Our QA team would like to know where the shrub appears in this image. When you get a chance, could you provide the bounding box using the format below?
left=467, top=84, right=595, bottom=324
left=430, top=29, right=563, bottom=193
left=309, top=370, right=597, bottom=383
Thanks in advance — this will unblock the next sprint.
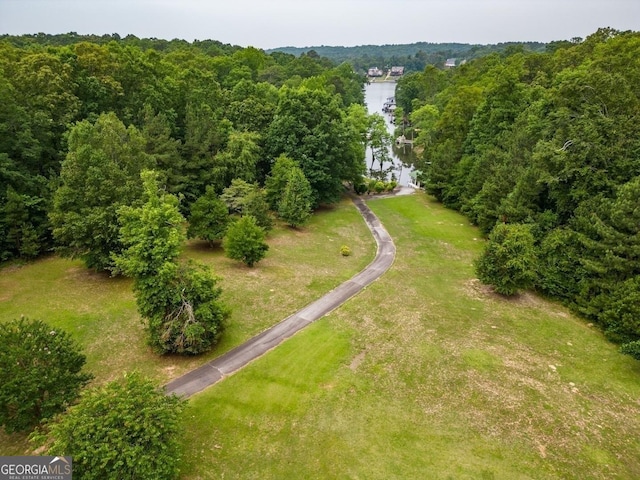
left=136, top=261, right=228, bottom=355
left=43, top=373, right=185, bottom=480
left=475, top=223, right=537, bottom=296
left=354, top=182, right=368, bottom=195
left=340, top=245, right=352, bottom=256
left=0, top=318, right=93, bottom=433
left=620, top=341, right=640, bottom=360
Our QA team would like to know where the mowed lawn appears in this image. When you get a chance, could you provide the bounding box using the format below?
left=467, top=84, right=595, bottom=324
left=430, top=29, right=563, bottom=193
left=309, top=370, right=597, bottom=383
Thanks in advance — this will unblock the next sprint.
left=180, top=193, right=640, bottom=479
left=0, top=198, right=375, bottom=455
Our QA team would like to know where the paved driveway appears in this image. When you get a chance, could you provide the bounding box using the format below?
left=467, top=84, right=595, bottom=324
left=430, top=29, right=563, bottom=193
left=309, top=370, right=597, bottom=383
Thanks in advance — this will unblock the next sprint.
left=164, top=196, right=395, bottom=398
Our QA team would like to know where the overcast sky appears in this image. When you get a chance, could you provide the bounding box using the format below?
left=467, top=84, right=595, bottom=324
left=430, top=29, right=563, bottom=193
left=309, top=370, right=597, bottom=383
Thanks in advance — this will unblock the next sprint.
left=1, top=0, right=639, bottom=49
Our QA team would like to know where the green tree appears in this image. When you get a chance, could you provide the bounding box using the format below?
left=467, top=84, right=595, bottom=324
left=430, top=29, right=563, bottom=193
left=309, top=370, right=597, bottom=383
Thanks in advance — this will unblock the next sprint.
left=367, top=113, right=393, bottom=176
left=475, top=223, right=537, bottom=296
left=116, top=171, right=227, bottom=354
left=0, top=318, right=92, bottom=433
left=220, top=178, right=257, bottom=215
left=140, top=105, right=185, bottom=196
left=264, top=154, right=299, bottom=210
left=425, top=85, right=484, bottom=205
left=187, top=186, right=230, bottom=245
left=409, top=104, right=440, bottom=152
left=50, top=112, right=153, bottom=271
left=223, top=215, right=269, bottom=267
left=181, top=102, right=231, bottom=203
left=0, top=71, right=51, bottom=261
left=567, top=178, right=640, bottom=341
left=266, top=86, right=364, bottom=206
left=2, top=187, right=45, bottom=259
left=44, top=373, right=184, bottom=480
left=14, top=51, right=80, bottom=174
left=212, top=130, right=262, bottom=188
left=143, top=261, right=227, bottom=354
left=244, top=187, right=274, bottom=232
left=226, top=82, right=277, bottom=133
left=278, top=167, right=313, bottom=228
left=217, top=179, right=272, bottom=230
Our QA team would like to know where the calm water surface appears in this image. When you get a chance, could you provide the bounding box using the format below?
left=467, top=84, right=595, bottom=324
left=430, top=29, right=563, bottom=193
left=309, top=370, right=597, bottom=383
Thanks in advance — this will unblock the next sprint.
left=364, top=81, right=416, bottom=186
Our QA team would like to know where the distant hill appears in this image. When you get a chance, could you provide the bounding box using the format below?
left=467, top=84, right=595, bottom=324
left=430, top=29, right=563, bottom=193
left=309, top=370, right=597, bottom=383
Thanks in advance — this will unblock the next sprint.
left=267, top=41, right=548, bottom=73
left=267, top=42, right=473, bottom=59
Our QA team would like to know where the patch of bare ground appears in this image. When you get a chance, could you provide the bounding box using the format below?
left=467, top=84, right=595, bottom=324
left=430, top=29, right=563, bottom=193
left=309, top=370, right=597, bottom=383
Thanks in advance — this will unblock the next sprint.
left=349, top=351, right=366, bottom=372
left=461, top=278, right=571, bottom=318
left=0, top=263, right=24, bottom=273
left=63, top=265, right=110, bottom=282
left=462, top=277, right=498, bottom=301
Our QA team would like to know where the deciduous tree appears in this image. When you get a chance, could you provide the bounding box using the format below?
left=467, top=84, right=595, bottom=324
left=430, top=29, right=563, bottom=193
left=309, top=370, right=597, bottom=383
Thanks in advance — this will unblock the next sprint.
left=264, top=154, right=298, bottom=210
left=116, top=171, right=227, bottom=354
left=266, top=86, right=363, bottom=206
left=223, top=215, right=269, bottom=267
left=50, top=112, right=153, bottom=271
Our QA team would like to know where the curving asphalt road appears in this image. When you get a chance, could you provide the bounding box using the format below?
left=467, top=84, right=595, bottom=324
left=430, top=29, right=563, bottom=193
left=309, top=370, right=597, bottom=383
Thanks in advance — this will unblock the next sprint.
left=164, top=195, right=396, bottom=398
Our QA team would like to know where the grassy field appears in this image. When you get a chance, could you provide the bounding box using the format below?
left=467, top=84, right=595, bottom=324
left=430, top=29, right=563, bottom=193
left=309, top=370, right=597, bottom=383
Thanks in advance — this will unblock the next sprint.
left=2, top=193, right=640, bottom=478
left=0, top=198, right=375, bottom=455
left=179, top=193, right=640, bottom=479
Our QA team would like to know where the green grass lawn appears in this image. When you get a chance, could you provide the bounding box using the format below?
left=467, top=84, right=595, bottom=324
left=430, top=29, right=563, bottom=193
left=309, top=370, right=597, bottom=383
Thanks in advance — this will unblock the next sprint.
left=2, top=193, right=640, bottom=478
left=0, top=198, right=375, bottom=455
left=180, top=193, right=640, bottom=479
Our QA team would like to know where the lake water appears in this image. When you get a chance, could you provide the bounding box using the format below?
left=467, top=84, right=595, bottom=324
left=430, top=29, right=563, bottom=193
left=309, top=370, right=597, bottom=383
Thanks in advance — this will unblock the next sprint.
left=364, top=81, right=416, bottom=186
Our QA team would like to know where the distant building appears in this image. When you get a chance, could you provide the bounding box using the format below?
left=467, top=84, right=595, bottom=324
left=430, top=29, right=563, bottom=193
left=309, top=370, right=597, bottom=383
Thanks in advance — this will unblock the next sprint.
left=390, top=66, right=405, bottom=76
left=445, top=58, right=457, bottom=69
left=368, top=67, right=384, bottom=77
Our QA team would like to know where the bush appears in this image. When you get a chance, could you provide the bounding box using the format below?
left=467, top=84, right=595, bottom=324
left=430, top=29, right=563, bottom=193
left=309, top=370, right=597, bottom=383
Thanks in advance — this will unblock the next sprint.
left=475, top=223, right=537, bottom=296
left=374, top=181, right=386, bottom=194
left=354, top=181, right=368, bottom=195
left=0, top=318, right=93, bottom=433
left=620, top=341, right=640, bottom=360
left=340, top=245, right=352, bottom=256
left=43, top=373, right=185, bottom=480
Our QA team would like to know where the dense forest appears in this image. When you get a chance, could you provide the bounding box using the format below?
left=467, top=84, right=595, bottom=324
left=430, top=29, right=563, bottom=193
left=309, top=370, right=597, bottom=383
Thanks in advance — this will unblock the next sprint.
left=2, top=29, right=639, bottom=357
left=0, top=32, right=375, bottom=270
left=269, top=41, right=548, bottom=74
left=399, top=28, right=640, bottom=356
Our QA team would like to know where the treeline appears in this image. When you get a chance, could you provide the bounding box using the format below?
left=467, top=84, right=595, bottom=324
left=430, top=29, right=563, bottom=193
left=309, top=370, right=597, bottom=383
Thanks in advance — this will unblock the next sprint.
left=402, top=28, right=640, bottom=354
left=0, top=33, right=374, bottom=266
left=269, top=41, right=547, bottom=74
